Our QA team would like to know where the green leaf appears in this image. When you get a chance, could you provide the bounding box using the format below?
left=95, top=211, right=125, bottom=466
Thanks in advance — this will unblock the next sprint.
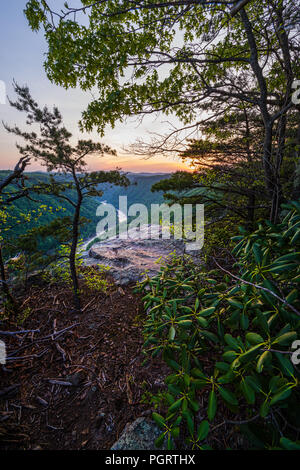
left=196, top=316, right=208, bottom=328
left=189, top=399, right=200, bottom=412
left=260, top=400, right=270, bottom=418
left=224, top=334, right=240, bottom=351
left=270, top=387, right=292, bottom=405
left=166, top=359, right=181, bottom=371
left=215, top=362, right=230, bottom=373
left=290, top=228, right=300, bottom=245
left=183, top=410, right=194, bottom=436
left=246, top=332, right=264, bottom=345
left=197, top=420, right=210, bottom=441
left=286, top=289, right=298, bottom=304
left=168, top=326, right=176, bottom=341
left=245, top=375, right=260, bottom=391
left=167, top=434, right=174, bottom=450
left=252, top=243, right=263, bottom=264
left=200, top=330, right=219, bottom=343
left=198, top=307, right=216, bottom=317
left=274, top=352, right=294, bottom=377
left=168, top=398, right=183, bottom=413
left=191, top=368, right=207, bottom=379
left=171, top=426, right=180, bottom=439
left=178, top=319, right=193, bottom=327
left=280, top=437, right=300, bottom=450
left=239, top=344, right=262, bottom=363
left=268, top=263, right=297, bottom=274
left=273, top=332, right=297, bottom=346
left=275, top=252, right=300, bottom=263
left=155, top=433, right=166, bottom=448
left=227, top=298, right=244, bottom=309
left=152, top=412, right=166, bottom=429
left=241, top=379, right=255, bottom=404
left=223, top=350, right=238, bottom=362
left=257, top=351, right=272, bottom=373
left=207, top=390, right=217, bottom=421
left=218, top=386, right=238, bottom=406
left=240, top=312, right=249, bottom=330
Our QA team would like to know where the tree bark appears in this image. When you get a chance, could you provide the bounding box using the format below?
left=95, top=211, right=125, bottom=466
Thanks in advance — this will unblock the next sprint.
left=0, top=245, right=16, bottom=309
left=69, top=170, right=82, bottom=313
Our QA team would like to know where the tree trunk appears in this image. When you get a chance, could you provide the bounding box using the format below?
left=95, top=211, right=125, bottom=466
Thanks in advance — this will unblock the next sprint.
left=240, top=9, right=278, bottom=222
left=0, top=245, right=16, bottom=311
left=246, top=193, right=256, bottom=231
left=69, top=170, right=82, bottom=313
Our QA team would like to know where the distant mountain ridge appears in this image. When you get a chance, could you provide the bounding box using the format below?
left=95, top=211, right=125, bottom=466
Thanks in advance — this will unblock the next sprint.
left=1, top=170, right=172, bottom=253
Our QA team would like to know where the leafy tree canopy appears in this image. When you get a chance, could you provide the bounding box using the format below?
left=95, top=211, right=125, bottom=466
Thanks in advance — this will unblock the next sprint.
left=24, top=0, right=300, bottom=134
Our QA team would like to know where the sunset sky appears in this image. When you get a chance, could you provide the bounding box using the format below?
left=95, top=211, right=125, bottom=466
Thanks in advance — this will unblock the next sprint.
left=0, top=1, right=192, bottom=174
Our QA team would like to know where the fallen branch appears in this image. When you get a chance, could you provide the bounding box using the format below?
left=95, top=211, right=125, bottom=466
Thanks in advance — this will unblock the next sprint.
left=0, top=384, right=20, bottom=398
left=55, top=343, right=67, bottom=362
left=212, top=413, right=261, bottom=432
left=48, top=379, right=73, bottom=387
left=213, top=258, right=300, bottom=318
left=6, top=349, right=48, bottom=362
left=0, top=329, right=40, bottom=336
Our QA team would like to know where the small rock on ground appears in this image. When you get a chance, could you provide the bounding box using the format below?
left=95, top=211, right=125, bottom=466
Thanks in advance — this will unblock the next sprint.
left=110, top=417, right=164, bottom=450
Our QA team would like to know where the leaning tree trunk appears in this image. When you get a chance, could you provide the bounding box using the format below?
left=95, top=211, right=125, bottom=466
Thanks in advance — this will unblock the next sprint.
left=0, top=245, right=17, bottom=312
left=70, top=203, right=81, bottom=313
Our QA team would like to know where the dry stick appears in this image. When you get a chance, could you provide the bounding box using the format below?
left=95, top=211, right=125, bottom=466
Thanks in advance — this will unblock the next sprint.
left=0, top=329, right=40, bottom=336
left=55, top=343, right=67, bottom=362
left=6, top=349, right=48, bottom=362
left=213, top=258, right=300, bottom=318
left=6, top=323, right=80, bottom=358
left=40, top=323, right=80, bottom=341
left=48, top=379, right=73, bottom=387
left=82, top=298, right=95, bottom=313
left=0, top=384, right=20, bottom=398
left=212, top=413, right=261, bottom=432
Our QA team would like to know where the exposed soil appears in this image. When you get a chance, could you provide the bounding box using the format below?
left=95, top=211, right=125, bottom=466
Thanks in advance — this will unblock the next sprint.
left=0, top=274, right=168, bottom=450
left=0, top=270, right=253, bottom=451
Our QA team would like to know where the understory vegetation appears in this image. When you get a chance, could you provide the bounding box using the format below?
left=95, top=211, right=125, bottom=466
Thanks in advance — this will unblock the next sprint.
left=137, top=201, right=300, bottom=450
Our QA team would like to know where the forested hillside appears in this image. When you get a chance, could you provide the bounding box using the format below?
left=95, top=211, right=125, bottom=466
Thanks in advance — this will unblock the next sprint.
left=1, top=171, right=168, bottom=254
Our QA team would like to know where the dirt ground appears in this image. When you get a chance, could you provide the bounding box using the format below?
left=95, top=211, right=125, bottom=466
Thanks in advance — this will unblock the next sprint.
left=0, top=271, right=256, bottom=451
left=0, top=276, right=168, bottom=450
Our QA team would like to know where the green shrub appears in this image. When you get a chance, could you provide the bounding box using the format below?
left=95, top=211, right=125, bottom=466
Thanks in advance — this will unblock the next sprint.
left=42, top=243, right=111, bottom=294
left=82, top=265, right=111, bottom=293
left=136, top=200, right=300, bottom=450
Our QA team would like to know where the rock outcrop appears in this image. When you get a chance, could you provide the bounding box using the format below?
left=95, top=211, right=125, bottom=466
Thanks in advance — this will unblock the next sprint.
left=83, top=225, right=193, bottom=285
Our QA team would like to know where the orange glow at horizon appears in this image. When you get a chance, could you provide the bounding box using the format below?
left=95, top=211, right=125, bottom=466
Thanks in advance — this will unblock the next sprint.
left=9, top=154, right=194, bottom=174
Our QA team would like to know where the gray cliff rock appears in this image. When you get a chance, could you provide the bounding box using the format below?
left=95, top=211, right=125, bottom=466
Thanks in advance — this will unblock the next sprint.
left=83, top=225, right=198, bottom=285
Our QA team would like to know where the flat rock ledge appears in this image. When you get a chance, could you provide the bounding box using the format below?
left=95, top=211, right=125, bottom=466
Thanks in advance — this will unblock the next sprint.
left=83, top=225, right=199, bottom=285
left=111, top=417, right=164, bottom=450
